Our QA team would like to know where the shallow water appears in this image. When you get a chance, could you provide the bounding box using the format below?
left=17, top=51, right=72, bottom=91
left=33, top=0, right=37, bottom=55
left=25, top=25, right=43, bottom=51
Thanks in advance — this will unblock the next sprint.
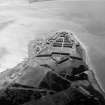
left=0, top=0, right=105, bottom=90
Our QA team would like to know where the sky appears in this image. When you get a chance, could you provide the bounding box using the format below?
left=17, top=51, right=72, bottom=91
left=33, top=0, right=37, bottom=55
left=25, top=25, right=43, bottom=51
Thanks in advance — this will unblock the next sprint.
left=0, top=0, right=105, bottom=89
